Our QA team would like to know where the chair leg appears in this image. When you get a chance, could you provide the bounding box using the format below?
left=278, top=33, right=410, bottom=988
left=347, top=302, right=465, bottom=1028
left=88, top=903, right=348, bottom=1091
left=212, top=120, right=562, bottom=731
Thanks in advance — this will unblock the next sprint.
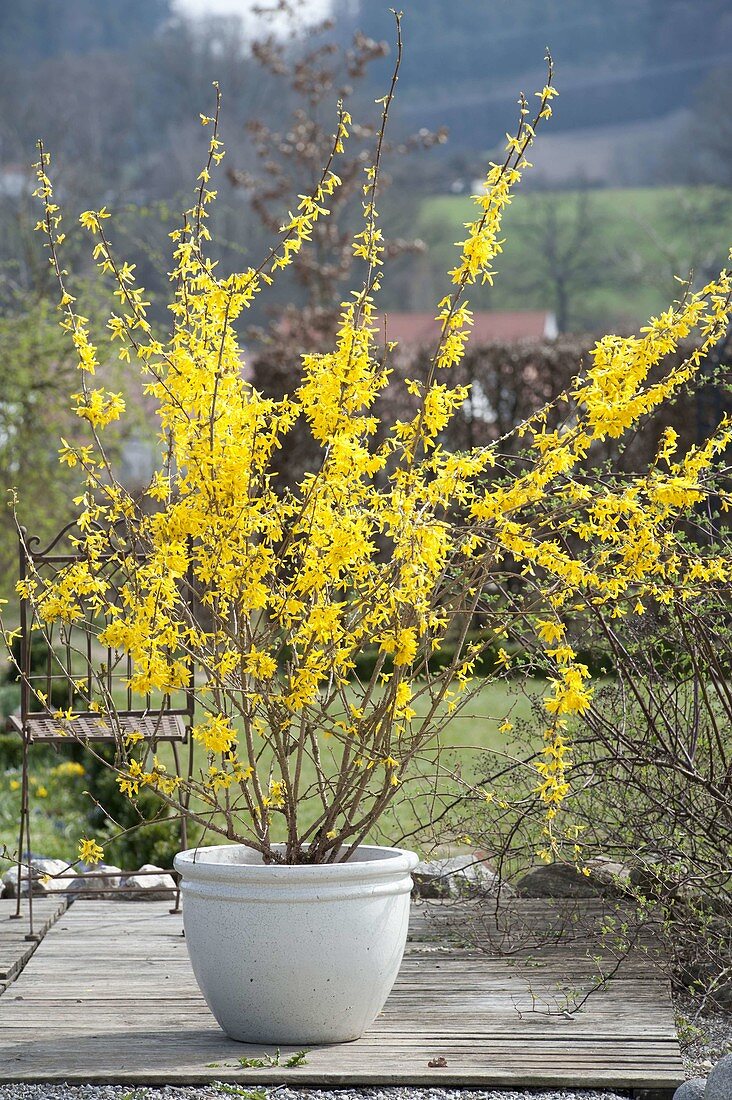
left=11, top=741, right=27, bottom=922
left=13, top=738, right=38, bottom=939
left=170, top=740, right=184, bottom=914
left=22, top=741, right=37, bottom=940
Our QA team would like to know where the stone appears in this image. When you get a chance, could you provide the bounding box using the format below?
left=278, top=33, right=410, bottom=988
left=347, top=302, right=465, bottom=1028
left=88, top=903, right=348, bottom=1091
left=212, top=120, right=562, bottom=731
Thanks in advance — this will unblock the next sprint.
left=67, top=862, right=123, bottom=898
left=706, top=1054, right=732, bottom=1100
left=118, top=863, right=177, bottom=900
left=673, top=1079, right=706, bottom=1100
left=412, top=854, right=513, bottom=899
left=680, top=953, right=732, bottom=1011
left=584, top=855, right=632, bottom=892
left=629, top=859, right=690, bottom=901
left=1, top=857, right=76, bottom=897
left=515, top=857, right=632, bottom=899
left=516, top=862, right=602, bottom=899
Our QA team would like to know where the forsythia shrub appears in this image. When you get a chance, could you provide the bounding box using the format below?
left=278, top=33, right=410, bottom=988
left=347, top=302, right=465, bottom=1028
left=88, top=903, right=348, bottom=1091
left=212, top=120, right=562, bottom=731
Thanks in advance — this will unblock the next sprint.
left=4, top=37, right=732, bottom=865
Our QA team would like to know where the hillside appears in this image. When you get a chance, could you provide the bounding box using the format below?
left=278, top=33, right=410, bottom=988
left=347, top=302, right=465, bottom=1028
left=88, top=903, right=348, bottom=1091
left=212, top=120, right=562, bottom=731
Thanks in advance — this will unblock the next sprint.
left=338, top=0, right=732, bottom=186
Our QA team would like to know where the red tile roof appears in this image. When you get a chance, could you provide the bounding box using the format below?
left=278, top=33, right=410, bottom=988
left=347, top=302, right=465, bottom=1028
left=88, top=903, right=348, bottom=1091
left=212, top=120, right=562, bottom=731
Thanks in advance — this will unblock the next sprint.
left=373, top=310, right=555, bottom=346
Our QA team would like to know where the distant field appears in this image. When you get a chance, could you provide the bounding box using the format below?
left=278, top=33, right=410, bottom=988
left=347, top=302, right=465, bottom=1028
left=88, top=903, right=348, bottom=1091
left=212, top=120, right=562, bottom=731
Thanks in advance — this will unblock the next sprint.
left=414, top=186, right=732, bottom=331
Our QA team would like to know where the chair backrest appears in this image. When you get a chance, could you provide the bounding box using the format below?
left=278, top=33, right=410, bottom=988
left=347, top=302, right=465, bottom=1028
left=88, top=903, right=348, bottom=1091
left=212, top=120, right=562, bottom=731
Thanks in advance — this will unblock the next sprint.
left=14, top=521, right=194, bottom=744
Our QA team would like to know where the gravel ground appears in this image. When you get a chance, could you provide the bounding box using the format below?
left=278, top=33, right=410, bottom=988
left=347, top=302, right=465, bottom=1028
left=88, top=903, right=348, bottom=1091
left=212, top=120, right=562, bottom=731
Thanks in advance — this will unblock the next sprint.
left=0, top=1089, right=636, bottom=1100
left=674, top=993, right=732, bottom=1079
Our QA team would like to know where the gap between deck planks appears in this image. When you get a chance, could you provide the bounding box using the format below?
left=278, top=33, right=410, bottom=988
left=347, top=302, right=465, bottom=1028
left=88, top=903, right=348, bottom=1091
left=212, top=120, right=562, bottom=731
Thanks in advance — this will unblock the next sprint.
left=0, top=896, right=684, bottom=1093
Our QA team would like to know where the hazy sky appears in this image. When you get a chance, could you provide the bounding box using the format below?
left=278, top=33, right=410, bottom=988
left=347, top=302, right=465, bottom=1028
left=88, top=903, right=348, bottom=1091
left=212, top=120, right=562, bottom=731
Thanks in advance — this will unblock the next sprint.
left=173, top=0, right=332, bottom=24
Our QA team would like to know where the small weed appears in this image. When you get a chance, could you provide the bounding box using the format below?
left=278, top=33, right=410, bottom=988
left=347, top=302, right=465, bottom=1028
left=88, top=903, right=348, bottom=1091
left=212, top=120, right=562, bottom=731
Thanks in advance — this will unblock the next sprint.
left=284, top=1050, right=309, bottom=1068
left=214, top=1085, right=268, bottom=1099
left=675, top=1014, right=708, bottom=1046
left=237, top=1048, right=309, bottom=1069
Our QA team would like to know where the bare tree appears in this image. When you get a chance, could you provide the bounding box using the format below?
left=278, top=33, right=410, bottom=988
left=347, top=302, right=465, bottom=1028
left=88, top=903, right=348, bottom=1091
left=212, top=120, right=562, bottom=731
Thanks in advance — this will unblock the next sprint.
left=503, top=189, right=610, bottom=333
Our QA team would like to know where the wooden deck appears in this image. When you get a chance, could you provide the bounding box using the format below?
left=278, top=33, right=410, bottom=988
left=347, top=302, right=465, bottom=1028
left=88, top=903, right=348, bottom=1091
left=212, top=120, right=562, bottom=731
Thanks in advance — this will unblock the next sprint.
left=0, top=895, right=684, bottom=1094
left=0, top=896, right=67, bottom=987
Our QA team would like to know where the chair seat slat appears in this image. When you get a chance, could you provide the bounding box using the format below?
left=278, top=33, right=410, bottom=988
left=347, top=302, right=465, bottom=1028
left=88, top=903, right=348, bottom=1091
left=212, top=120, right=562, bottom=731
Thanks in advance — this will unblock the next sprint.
left=7, top=713, right=188, bottom=744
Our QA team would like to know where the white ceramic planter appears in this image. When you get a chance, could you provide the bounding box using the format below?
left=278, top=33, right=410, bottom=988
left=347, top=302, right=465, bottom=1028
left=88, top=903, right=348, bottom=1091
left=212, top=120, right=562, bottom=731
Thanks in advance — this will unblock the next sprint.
left=173, top=842, right=418, bottom=1044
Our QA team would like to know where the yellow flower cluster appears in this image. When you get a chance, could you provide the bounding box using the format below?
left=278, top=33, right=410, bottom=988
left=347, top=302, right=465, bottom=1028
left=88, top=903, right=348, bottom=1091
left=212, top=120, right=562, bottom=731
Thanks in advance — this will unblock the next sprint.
left=78, top=837, right=104, bottom=864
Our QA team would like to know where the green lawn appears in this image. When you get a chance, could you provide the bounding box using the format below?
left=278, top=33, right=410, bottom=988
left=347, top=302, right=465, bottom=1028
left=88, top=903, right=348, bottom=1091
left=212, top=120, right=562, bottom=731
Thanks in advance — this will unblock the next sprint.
left=414, top=186, right=732, bottom=331
left=0, top=679, right=545, bottom=868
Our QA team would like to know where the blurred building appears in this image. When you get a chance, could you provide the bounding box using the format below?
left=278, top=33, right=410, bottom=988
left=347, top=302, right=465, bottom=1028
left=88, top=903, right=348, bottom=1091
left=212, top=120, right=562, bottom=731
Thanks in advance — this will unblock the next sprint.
left=374, top=310, right=558, bottom=348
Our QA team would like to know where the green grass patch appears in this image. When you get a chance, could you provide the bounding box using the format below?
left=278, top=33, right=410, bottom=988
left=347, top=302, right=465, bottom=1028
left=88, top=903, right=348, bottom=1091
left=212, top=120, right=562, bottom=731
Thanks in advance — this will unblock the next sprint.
left=416, top=186, right=732, bottom=330
left=0, top=679, right=545, bottom=866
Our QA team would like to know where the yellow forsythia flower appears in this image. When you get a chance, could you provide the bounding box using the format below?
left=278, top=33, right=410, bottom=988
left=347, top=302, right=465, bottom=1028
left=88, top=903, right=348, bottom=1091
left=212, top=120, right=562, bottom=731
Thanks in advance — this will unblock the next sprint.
left=78, top=838, right=104, bottom=864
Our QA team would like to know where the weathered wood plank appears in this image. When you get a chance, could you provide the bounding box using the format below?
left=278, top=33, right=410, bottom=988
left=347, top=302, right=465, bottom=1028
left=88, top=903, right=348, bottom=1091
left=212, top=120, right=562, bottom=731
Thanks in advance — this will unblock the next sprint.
left=0, top=897, right=68, bottom=981
left=0, top=898, right=684, bottom=1089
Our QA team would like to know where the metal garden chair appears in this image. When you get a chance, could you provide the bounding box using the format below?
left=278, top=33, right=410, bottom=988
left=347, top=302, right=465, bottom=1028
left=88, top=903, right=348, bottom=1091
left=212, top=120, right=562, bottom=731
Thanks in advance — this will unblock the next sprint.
left=7, top=521, right=195, bottom=938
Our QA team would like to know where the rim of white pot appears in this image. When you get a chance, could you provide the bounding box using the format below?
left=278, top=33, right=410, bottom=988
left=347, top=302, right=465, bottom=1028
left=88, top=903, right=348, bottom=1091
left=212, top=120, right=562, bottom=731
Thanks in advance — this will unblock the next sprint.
left=174, top=842, right=418, bottom=885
